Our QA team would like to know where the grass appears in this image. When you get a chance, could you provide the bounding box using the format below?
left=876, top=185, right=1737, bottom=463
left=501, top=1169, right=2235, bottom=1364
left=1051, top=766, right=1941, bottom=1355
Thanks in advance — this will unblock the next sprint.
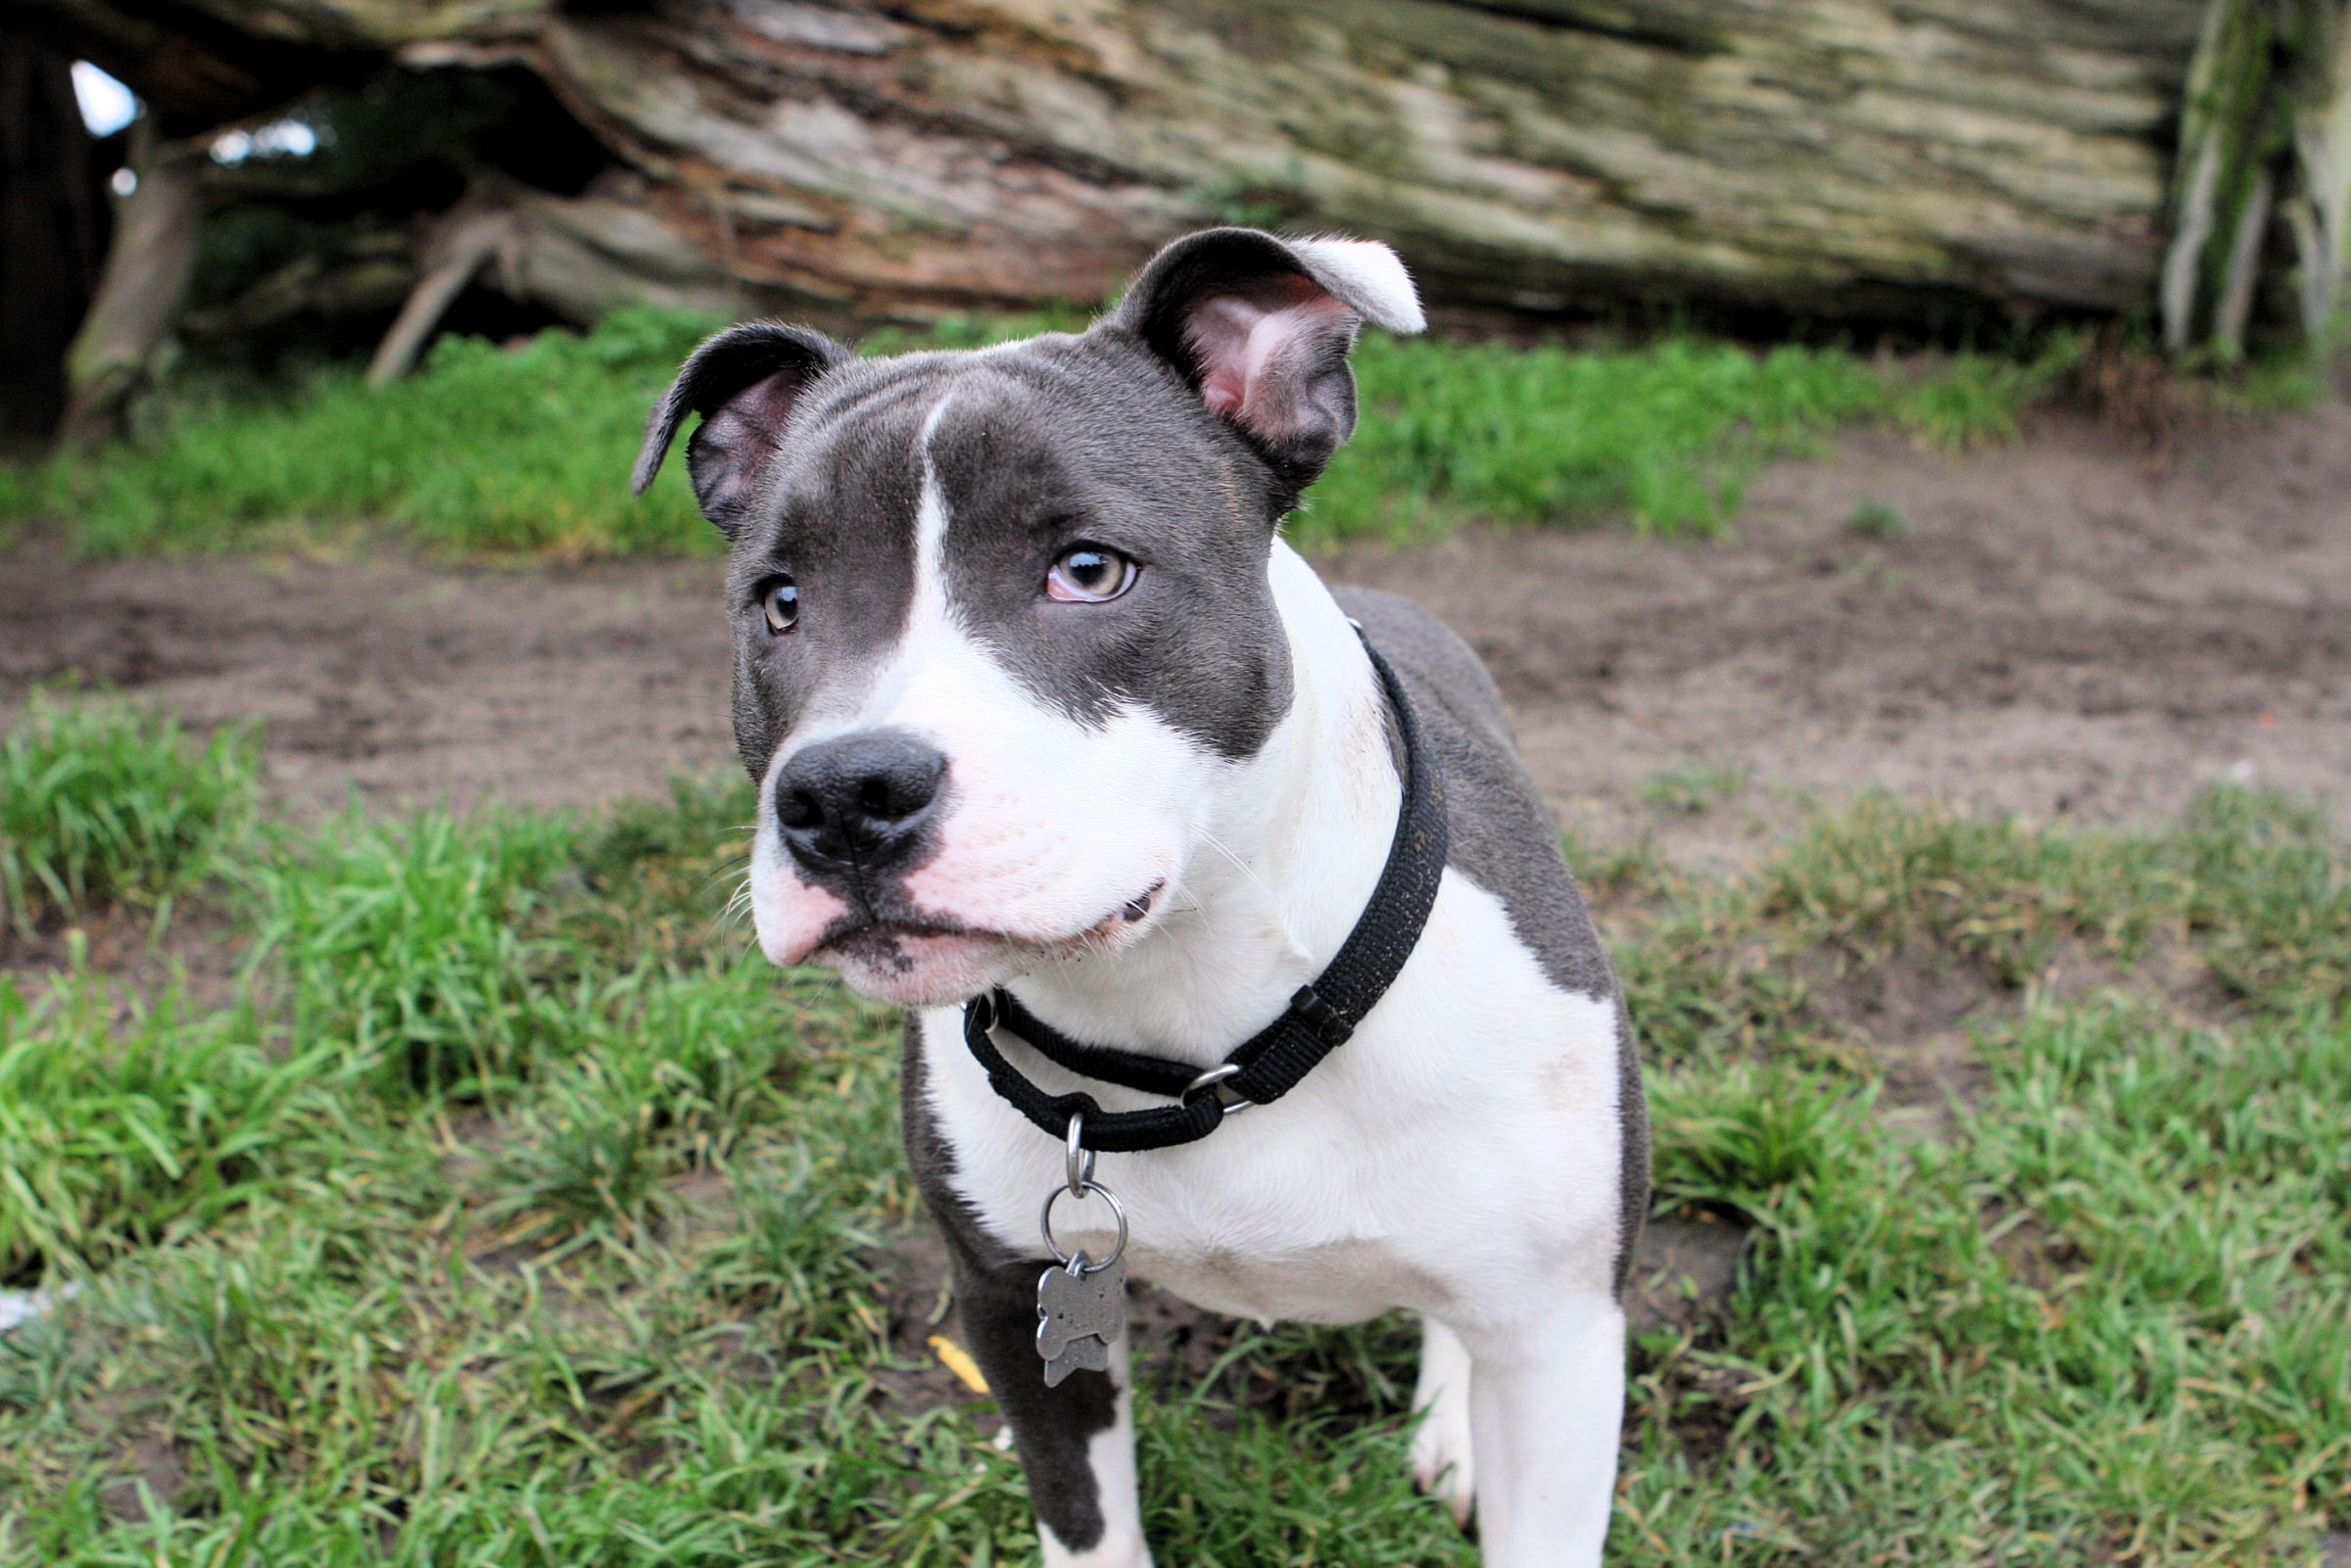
left=0, top=693, right=2346, bottom=1564
left=1845, top=499, right=1910, bottom=541
left=0, top=692, right=260, bottom=937
left=2, top=309, right=2094, bottom=560
left=1637, top=761, right=1751, bottom=817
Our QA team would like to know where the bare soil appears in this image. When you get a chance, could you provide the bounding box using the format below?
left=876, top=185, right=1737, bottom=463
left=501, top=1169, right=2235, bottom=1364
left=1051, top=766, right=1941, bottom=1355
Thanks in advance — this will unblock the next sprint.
left=8, top=405, right=2346, bottom=864
left=1327, top=404, right=2351, bottom=864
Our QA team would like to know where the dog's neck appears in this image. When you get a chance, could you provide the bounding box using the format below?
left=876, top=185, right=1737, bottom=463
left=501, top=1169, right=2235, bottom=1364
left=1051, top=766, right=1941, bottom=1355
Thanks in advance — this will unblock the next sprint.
left=1003, top=542, right=1404, bottom=1066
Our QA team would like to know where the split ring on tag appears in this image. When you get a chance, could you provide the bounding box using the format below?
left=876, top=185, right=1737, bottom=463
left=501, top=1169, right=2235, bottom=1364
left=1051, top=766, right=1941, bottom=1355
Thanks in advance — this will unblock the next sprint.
left=1036, top=1169, right=1130, bottom=1387
left=1039, top=1178, right=1128, bottom=1273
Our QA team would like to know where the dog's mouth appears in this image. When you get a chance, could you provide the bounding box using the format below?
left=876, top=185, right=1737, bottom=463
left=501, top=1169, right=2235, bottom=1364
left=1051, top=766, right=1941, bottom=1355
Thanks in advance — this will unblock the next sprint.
left=818, top=879, right=1166, bottom=959
left=803, top=879, right=1168, bottom=1004
left=1094, top=879, right=1164, bottom=936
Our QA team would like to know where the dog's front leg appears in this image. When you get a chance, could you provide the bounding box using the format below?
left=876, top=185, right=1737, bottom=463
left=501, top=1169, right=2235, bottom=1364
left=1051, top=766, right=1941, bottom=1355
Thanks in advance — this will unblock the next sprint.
left=951, top=1249, right=1153, bottom=1568
left=1463, top=1294, right=1626, bottom=1567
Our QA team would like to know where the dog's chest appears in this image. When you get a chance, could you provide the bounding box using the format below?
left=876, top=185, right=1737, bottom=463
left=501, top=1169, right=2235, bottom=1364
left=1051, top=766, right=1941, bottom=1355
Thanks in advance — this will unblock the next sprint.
left=914, top=870, right=1629, bottom=1329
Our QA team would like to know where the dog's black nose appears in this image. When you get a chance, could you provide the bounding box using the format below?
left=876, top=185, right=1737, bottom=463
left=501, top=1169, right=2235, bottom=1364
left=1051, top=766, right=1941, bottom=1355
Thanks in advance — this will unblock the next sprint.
left=774, top=730, right=946, bottom=875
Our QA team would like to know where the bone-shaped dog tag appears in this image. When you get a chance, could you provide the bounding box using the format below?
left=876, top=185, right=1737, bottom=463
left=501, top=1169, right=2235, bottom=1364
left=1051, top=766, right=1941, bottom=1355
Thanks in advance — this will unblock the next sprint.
left=1036, top=1253, right=1127, bottom=1388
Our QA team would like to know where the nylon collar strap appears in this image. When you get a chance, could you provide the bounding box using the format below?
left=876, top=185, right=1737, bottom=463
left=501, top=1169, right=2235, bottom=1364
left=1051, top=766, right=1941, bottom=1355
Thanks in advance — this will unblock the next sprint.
left=960, top=633, right=1448, bottom=1155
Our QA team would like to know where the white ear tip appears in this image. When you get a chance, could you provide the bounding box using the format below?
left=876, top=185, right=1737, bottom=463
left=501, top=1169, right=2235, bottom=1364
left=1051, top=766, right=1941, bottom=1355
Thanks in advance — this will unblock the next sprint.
left=1292, top=237, right=1426, bottom=335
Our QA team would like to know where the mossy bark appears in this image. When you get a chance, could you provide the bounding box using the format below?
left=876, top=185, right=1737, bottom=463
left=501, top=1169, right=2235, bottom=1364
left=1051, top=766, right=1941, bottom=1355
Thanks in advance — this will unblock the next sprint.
left=24, top=0, right=2219, bottom=337
left=59, top=127, right=206, bottom=448
left=2164, top=0, right=2351, bottom=357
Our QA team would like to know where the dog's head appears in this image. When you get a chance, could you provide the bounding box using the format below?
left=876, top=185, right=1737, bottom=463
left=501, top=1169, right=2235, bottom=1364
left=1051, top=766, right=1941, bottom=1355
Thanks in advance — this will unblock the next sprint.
left=634, top=228, right=1423, bottom=1006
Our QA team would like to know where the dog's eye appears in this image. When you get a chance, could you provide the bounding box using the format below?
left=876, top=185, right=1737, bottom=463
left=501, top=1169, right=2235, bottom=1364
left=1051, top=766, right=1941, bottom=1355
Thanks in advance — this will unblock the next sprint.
left=761, top=576, right=800, bottom=634
left=1046, top=546, right=1137, bottom=603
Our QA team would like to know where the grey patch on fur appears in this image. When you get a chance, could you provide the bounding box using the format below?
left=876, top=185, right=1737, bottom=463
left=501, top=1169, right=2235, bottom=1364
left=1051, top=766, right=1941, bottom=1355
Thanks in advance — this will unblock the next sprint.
left=722, top=329, right=1305, bottom=764
left=901, top=1017, right=1119, bottom=1550
left=636, top=227, right=1436, bottom=780
left=649, top=329, right=1305, bottom=771
left=1335, top=586, right=1651, bottom=1292
left=924, top=337, right=1294, bottom=760
left=719, top=357, right=947, bottom=774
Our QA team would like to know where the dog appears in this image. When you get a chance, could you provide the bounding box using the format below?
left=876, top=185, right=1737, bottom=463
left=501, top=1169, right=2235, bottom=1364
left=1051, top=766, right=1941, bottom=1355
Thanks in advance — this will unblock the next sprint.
left=633, top=228, right=1648, bottom=1567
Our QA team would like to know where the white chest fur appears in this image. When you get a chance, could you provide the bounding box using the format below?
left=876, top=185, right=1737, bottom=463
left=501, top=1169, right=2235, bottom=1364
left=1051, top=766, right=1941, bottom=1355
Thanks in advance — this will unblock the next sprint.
left=914, top=864, right=1627, bottom=1331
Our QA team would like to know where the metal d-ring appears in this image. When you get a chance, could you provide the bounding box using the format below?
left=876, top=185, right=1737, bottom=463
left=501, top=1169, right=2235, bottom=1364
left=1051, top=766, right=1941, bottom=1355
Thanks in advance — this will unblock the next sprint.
left=1065, top=1112, right=1095, bottom=1198
left=1039, top=1179, right=1128, bottom=1273
left=1183, top=1063, right=1252, bottom=1118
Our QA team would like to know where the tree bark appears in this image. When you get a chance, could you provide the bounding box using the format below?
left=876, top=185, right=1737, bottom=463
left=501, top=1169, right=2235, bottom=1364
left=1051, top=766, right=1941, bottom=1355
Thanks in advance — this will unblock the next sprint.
left=17, top=0, right=2307, bottom=353
left=59, top=126, right=207, bottom=448
left=2163, top=0, right=2351, bottom=358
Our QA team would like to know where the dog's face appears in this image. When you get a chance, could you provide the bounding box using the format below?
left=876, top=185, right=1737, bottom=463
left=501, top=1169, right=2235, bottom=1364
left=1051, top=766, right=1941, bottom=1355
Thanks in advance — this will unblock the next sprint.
left=634, top=229, right=1423, bottom=1006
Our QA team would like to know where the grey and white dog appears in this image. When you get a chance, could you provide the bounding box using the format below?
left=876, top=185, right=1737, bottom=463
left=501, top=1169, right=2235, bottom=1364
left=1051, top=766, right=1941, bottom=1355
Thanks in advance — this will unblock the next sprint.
left=634, top=228, right=1648, bottom=1567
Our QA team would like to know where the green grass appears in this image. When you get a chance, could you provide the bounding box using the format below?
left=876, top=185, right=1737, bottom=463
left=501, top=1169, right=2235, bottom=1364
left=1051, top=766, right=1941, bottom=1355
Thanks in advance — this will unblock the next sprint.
left=1845, top=499, right=1910, bottom=541
left=1638, top=761, right=1751, bottom=816
left=0, top=692, right=260, bottom=936
left=3, top=310, right=2084, bottom=559
left=0, top=693, right=2345, bottom=1564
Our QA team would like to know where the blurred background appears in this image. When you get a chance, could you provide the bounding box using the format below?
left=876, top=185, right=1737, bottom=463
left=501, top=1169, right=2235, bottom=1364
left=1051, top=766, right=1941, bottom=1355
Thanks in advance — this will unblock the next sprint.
left=1, top=4, right=2346, bottom=1565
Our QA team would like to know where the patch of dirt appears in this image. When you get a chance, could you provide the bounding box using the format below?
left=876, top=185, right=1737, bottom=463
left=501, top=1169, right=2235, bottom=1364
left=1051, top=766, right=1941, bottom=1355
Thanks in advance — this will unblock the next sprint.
left=0, top=901, right=249, bottom=1012
left=1622, top=1216, right=1747, bottom=1338
left=1988, top=1206, right=2088, bottom=1296
left=1799, top=940, right=1999, bottom=1049
left=862, top=1223, right=974, bottom=1413
left=2039, top=930, right=2235, bottom=1029
left=102, top=1430, right=192, bottom=1522
left=0, top=554, right=734, bottom=816
left=1329, top=404, right=2351, bottom=868
left=7, top=404, right=2350, bottom=856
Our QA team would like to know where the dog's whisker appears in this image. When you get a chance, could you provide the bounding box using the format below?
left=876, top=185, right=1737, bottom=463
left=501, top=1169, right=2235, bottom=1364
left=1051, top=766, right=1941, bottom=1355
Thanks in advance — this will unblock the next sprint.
left=1198, top=829, right=1274, bottom=903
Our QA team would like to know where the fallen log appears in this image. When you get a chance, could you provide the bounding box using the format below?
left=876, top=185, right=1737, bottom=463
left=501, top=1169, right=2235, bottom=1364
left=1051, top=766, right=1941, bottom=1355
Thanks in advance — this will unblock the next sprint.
left=20, top=0, right=2349, bottom=376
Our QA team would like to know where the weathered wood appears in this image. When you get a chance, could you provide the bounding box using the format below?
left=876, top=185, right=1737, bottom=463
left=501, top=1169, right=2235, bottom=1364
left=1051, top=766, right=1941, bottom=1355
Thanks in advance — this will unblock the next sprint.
left=499, top=0, right=2213, bottom=323
left=59, top=126, right=207, bottom=448
left=2282, top=2, right=2351, bottom=336
left=24, top=0, right=2218, bottom=339
left=366, top=191, right=518, bottom=385
left=2164, top=0, right=2351, bottom=357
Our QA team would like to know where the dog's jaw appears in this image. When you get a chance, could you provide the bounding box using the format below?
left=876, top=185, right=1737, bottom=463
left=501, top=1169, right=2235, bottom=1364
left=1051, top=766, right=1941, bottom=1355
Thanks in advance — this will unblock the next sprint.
left=750, top=848, right=1174, bottom=1008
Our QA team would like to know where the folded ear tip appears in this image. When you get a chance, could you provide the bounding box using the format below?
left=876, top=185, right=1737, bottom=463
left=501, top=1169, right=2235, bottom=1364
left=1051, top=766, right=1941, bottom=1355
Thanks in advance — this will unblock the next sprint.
left=1288, top=235, right=1425, bottom=335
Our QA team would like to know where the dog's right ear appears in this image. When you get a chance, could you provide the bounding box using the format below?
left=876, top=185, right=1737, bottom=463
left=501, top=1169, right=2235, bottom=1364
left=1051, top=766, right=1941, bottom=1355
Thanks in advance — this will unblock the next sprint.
left=633, top=322, right=850, bottom=535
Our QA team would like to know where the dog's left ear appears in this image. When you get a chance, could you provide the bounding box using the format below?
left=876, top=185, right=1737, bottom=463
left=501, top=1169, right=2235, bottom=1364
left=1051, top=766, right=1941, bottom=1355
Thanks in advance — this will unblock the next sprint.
left=1110, top=228, right=1424, bottom=509
left=633, top=321, right=851, bottom=535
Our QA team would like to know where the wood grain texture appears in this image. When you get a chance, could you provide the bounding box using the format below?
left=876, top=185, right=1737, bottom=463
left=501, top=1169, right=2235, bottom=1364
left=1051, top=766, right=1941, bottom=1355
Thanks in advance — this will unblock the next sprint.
left=28, top=0, right=2218, bottom=325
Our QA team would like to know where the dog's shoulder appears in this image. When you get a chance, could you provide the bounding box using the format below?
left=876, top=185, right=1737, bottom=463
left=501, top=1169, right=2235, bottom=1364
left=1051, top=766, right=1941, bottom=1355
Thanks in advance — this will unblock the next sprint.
left=1331, top=584, right=1618, bottom=1004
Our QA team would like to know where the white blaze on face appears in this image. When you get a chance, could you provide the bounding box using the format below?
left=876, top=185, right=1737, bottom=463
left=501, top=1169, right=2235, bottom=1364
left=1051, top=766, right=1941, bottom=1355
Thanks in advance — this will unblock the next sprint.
left=746, top=391, right=1228, bottom=1005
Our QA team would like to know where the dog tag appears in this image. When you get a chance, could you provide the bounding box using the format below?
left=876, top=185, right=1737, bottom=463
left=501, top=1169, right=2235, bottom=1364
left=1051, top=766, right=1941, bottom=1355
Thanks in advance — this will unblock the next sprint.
left=1036, top=1253, right=1127, bottom=1388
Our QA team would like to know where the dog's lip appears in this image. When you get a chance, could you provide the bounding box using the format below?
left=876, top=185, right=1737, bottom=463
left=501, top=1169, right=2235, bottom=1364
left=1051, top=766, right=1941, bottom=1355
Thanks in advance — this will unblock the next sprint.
left=1104, top=879, right=1165, bottom=929
left=813, top=879, right=1168, bottom=959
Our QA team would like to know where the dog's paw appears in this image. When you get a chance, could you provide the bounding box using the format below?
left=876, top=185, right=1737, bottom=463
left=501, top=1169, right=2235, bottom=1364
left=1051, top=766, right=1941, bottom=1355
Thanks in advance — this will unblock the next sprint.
left=1408, top=1403, right=1475, bottom=1527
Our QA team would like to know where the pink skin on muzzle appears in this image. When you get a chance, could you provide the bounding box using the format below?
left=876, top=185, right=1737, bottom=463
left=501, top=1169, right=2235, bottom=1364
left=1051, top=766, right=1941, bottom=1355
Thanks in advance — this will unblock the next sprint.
left=753, top=847, right=1165, bottom=1009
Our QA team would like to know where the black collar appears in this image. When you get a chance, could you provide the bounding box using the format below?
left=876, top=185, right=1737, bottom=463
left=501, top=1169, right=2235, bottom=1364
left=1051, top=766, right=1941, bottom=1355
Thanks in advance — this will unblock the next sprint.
left=961, top=633, right=1448, bottom=1154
